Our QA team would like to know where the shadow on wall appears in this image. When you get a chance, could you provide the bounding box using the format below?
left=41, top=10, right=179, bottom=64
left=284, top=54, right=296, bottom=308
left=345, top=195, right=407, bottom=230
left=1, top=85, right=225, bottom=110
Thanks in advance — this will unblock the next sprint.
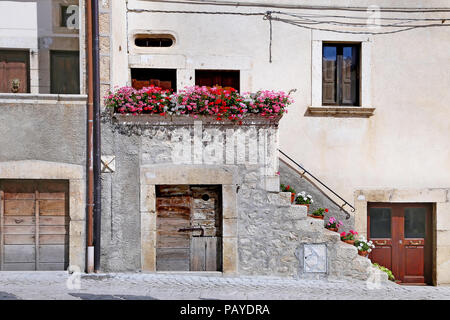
left=279, top=159, right=355, bottom=233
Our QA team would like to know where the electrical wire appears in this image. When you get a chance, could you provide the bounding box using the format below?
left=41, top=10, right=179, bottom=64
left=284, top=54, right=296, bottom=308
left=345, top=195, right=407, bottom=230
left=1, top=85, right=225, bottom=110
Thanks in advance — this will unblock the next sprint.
left=141, top=0, right=450, bottom=13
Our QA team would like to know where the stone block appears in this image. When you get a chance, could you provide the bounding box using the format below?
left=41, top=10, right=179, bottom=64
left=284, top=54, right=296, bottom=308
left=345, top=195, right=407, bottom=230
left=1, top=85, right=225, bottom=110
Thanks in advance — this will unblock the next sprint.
left=140, top=184, right=156, bottom=213
left=278, top=192, right=292, bottom=206
left=285, top=205, right=307, bottom=220
left=335, top=242, right=358, bottom=260
left=437, top=230, right=450, bottom=247
left=223, top=184, right=237, bottom=219
left=141, top=235, right=156, bottom=272
left=264, top=175, right=280, bottom=192
left=223, top=237, right=238, bottom=274
left=69, top=179, right=85, bottom=221
left=437, top=202, right=450, bottom=231
left=69, top=220, right=86, bottom=270
left=141, top=211, right=156, bottom=233
left=223, top=218, right=237, bottom=238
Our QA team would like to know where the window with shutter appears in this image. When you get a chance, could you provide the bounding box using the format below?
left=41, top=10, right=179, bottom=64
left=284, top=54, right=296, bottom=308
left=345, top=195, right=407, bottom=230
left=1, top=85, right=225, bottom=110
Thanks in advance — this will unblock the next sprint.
left=322, top=43, right=360, bottom=106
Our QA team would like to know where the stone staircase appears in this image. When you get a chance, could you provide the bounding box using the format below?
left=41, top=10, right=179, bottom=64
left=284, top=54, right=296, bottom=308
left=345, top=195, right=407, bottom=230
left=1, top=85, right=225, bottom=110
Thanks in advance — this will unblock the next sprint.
left=278, top=191, right=389, bottom=283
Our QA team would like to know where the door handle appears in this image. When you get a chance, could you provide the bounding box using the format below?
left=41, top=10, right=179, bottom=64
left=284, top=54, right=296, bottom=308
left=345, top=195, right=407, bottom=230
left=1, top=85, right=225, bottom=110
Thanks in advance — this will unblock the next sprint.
left=399, top=240, right=402, bottom=244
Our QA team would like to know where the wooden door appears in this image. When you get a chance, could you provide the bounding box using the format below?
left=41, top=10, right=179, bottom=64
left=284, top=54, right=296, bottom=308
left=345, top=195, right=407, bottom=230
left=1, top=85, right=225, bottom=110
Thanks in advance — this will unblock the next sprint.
left=0, top=50, right=29, bottom=93
left=156, top=185, right=222, bottom=272
left=368, top=203, right=432, bottom=284
left=0, top=181, right=69, bottom=271
left=50, top=51, right=80, bottom=94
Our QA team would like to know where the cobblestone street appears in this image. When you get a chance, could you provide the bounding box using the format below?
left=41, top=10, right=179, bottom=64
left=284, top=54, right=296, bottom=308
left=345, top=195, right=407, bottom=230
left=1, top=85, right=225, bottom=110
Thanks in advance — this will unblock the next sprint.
left=0, top=272, right=449, bottom=300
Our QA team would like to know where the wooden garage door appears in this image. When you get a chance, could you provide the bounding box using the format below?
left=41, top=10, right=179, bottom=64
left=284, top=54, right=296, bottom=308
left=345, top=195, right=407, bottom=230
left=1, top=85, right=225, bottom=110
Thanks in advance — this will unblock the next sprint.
left=0, top=183, right=69, bottom=271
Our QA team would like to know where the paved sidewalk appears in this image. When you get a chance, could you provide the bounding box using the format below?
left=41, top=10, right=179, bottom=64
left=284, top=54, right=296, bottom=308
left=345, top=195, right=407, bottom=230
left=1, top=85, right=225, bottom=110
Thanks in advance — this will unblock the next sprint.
left=0, top=272, right=449, bottom=300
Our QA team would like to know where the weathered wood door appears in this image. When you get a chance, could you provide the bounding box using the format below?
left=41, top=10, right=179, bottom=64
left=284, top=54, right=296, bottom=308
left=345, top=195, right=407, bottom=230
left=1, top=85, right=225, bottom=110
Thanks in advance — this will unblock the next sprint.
left=156, top=185, right=222, bottom=272
left=0, top=50, right=29, bottom=93
left=0, top=181, right=69, bottom=271
left=50, top=51, right=80, bottom=94
left=368, top=203, right=432, bottom=284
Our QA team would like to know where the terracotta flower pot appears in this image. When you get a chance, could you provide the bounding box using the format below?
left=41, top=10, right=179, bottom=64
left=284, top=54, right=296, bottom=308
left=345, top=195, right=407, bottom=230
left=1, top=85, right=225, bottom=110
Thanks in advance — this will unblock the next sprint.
left=343, top=239, right=355, bottom=245
left=326, top=227, right=339, bottom=232
left=308, top=214, right=324, bottom=220
left=358, top=250, right=369, bottom=257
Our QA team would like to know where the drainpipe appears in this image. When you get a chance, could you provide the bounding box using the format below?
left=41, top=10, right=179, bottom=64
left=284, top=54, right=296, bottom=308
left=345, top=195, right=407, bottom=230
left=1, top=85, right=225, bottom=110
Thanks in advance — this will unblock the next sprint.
left=86, top=0, right=100, bottom=273
left=92, top=0, right=102, bottom=273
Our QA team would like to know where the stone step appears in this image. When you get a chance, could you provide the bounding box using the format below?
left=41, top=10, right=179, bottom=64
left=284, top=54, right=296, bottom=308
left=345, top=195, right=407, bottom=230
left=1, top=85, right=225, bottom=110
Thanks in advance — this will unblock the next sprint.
left=285, top=204, right=307, bottom=220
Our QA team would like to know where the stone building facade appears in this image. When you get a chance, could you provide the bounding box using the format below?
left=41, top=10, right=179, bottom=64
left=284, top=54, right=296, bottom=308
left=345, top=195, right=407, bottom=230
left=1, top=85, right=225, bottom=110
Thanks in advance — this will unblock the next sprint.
left=0, top=1, right=87, bottom=271
left=97, top=0, right=449, bottom=285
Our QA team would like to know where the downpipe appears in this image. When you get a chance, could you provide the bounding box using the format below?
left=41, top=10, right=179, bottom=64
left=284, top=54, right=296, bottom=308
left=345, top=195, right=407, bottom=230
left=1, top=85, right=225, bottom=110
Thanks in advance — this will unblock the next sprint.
left=86, top=0, right=100, bottom=273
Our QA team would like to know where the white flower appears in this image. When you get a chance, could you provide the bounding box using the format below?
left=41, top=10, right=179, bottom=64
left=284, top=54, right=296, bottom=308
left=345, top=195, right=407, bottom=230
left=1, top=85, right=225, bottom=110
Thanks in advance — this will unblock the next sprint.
left=368, top=249, right=372, bottom=253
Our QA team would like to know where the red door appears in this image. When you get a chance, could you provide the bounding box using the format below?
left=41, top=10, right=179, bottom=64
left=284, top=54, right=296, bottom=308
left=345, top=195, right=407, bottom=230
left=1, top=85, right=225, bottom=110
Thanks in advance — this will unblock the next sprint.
left=368, top=203, right=432, bottom=285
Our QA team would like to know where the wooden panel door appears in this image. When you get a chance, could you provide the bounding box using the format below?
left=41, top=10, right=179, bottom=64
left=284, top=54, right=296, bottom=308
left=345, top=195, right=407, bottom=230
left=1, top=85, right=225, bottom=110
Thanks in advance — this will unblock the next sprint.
left=368, top=203, right=432, bottom=284
left=50, top=51, right=80, bottom=94
left=0, top=182, right=69, bottom=271
left=156, top=185, right=222, bottom=272
left=156, top=193, right=192, bottom=271
left=0, top=50, right=29, bottom=93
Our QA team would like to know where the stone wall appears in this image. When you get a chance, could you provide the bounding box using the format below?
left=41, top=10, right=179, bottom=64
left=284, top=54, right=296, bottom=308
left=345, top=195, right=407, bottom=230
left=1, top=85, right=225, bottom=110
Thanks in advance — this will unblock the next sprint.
left=100, top=114, right=281, bottom=272
left=0, top=95, right=87, bottom=165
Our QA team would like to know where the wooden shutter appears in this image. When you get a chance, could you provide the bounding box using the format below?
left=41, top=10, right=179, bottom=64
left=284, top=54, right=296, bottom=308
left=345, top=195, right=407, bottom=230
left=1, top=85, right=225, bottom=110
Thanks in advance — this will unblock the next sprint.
left=322, top=58, right=337, bottom=105
left=50, top=51, right=80, bottom=94
left=341, top=46, right=359, bottom=106
left=195, top=70, right=240, bottom=91
left=0, top=51, right=29, bottom=93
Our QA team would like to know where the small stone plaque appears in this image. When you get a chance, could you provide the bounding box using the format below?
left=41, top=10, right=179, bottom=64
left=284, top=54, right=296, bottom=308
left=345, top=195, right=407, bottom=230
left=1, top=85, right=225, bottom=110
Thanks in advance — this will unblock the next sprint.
left=303, top=244, right=327, bottom=273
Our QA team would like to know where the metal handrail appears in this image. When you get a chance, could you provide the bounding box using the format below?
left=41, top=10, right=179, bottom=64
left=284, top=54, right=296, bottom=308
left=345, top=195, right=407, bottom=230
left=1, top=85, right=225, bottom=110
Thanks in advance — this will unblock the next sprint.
left=278, top=149, right=355, bottom=219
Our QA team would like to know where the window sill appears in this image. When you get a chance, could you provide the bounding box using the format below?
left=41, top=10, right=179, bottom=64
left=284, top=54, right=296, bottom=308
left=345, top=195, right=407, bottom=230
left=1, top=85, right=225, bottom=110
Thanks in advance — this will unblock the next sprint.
left=0, top=93, right=87, bottom=105
left=306, top=106, right=375, bottom=118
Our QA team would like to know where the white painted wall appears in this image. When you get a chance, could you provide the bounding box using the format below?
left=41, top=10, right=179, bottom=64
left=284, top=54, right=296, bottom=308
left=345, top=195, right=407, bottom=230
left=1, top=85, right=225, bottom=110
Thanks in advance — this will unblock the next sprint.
left=0, top=1, right=38, bottom=49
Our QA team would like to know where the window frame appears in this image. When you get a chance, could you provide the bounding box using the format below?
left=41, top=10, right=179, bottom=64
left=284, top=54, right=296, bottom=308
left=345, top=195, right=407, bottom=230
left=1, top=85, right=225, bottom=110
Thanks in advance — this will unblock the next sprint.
left=310, top=32, right=373, bottom=117
left=322, top=42, right=361, bottom=107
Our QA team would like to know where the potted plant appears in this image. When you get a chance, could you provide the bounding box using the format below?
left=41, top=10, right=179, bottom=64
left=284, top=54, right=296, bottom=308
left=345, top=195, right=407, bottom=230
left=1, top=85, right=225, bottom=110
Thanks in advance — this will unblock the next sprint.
left=373, top=263, right=396, bottom=282
left=308, top=207, right=326, bottom=220
left=280, top=184, right=297, bottom=203
left=340, top=230, right=358, bottom=245
left=325, top=217, right=343, bottom=232
left=295, top=191, right=313, bottom=212
left=354, top=237, right=375, bottom=257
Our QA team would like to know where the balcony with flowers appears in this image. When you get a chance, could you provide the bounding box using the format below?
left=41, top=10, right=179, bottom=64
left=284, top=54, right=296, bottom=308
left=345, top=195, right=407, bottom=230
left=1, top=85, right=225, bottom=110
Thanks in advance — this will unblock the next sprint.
left=104, top=85, right=294, bottom=125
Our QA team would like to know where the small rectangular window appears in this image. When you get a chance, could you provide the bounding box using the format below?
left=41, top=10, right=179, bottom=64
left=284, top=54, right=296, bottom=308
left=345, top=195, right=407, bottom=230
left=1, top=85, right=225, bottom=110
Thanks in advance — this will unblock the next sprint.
left=50, top=51, right=80, bottom=94
left=131, top=68, right=177, bottom=91
left=369, top=207, right=392, bottom=238
left=322, top=43, right=360, bottom=106
left=195, top=70, right=240, bottom=92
